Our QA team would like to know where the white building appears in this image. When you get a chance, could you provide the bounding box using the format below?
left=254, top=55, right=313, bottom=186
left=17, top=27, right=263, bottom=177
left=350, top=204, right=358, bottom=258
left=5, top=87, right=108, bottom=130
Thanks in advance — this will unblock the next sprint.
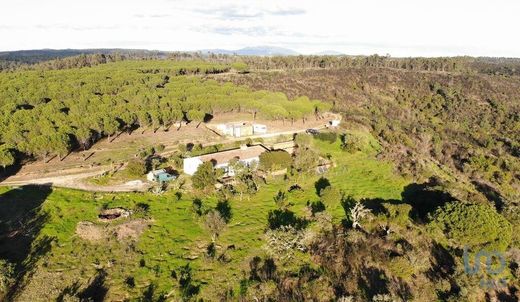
left=183, top=145, right=267, bottom=176
left=252, top=123, right=267, bottom=134
left=329, top=119, right=341, bottom=127
left=216, top=122, right=267, bottom=138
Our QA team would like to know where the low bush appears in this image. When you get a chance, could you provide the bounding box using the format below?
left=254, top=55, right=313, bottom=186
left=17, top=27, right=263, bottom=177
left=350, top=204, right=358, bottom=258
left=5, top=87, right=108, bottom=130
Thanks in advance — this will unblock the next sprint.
left=315, top=132, right=337, bottom=143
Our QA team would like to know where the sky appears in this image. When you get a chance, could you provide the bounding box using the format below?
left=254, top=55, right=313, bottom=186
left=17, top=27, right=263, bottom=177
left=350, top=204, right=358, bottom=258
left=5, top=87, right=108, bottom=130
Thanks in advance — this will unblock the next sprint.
left=1, top=0, right=519, bottom=57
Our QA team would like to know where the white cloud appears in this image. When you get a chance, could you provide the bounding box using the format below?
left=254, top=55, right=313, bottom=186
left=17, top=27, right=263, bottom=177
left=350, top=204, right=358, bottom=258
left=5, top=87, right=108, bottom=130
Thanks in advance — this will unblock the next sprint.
left=0, top=0, right=519, bottom=57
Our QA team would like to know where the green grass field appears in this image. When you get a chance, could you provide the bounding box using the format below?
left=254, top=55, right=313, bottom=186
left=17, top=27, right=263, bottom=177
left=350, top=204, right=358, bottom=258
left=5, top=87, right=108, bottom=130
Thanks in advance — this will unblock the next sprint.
left=0, top=131, right=410, bottom=301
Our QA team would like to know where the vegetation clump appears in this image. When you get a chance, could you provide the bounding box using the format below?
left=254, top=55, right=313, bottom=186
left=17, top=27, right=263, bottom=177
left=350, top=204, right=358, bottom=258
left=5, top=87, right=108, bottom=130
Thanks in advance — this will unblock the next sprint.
left=430, top=201, right=512, bottom=251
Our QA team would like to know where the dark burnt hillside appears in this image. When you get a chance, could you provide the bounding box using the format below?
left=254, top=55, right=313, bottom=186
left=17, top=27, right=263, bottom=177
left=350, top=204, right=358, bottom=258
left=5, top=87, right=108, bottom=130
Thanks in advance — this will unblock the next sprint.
left=217, top=67, right=520, bottom=224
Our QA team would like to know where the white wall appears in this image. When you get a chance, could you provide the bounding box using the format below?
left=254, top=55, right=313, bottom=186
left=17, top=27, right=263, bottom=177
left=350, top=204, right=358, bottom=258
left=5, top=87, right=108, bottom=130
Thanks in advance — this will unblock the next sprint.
left=253, top=124, right=267, bottom=134
left=183, top=157, right=203, bottom=175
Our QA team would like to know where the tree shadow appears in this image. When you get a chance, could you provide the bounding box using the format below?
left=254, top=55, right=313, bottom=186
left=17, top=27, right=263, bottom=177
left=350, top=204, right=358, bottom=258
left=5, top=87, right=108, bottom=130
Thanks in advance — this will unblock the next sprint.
left=401, top=178, right=455, bottom=222
left=203, top=113, right=214, bottom=123
left=140, top=282, right=167, bottom=302
left=55, top=282, right=81, bottom=302
left=267, top=209, right=307, bottom=230
left=358, top=197, right=402, bottom=215
left=0, top=184, right=53, bottom=300
left=314, top=177, right=330, bottom=196
left=426, top=241, right=455, bottom=282
left=215, top=200, right=232, bottom=223
left=0, top=160, right=23, bottom=182
left=497, top=287, right=519, bottom=302
left=308, top=200, right=325, bottom=215
left=76, top=270, right=109, bottom=302
left=248, top=256, right=278, bottom=282
left=471, top=180, right=506, bottom=211
left=358, top=267, right=389, bottom=299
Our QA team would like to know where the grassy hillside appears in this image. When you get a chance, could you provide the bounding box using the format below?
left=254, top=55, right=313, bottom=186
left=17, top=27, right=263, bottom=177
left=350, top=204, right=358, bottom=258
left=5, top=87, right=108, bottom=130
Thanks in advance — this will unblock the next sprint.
left=0, top=60, right=518, bottom=301
left=0, top=133, right=410, bottom=301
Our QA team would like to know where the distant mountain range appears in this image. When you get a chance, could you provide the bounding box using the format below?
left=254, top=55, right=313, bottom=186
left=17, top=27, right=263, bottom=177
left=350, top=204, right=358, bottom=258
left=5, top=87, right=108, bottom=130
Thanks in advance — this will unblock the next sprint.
left=197, top=46, right=299, bottom=56
left=0, top=48, right=168, bottom=64
left=313, top=50, right=344, bottom=56
left=198, top=47, right=345, bottom=56
left=0, top=46, right=348, bottom=66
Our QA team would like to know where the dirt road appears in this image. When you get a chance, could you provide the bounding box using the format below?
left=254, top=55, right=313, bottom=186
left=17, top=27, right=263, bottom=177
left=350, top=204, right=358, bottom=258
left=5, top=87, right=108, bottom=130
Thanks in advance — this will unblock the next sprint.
left=0, top=166, right=151, bottom=192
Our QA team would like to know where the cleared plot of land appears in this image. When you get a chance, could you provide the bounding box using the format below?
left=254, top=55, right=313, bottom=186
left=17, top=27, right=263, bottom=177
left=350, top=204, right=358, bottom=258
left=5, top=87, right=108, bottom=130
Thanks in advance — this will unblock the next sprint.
left=0, top=113, right=338, bottom=191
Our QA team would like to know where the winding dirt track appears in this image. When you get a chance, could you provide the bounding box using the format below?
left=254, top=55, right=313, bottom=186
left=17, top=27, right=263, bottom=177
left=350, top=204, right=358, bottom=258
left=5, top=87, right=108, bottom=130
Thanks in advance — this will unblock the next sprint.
left=0, top=166, right=151, bottom=192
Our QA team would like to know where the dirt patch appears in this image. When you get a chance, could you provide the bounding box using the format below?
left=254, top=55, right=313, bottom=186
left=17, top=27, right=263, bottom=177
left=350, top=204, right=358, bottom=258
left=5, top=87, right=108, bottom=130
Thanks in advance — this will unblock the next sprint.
left=114, top=219, right=151, bottom=241
left=76, top=219, right=151, bottom=242
left=76, top=221, right=106, bottom=241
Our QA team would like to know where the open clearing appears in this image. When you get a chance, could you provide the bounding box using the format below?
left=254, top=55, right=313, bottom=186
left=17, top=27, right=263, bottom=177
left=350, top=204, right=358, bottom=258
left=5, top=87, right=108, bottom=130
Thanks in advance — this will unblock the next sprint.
left=1, top=133, right=409, bottom=301
left=0, top=113, right=338, bottom=191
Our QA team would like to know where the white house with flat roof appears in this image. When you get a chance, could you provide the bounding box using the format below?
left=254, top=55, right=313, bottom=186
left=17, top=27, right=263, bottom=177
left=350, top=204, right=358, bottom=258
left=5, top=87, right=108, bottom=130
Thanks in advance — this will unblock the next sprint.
left=329, top=119, right=341, bottom=127
left=252, top=123, right=267, bottom=134
left=183, top=145, right=267, bottom=176
left=215, top=122, right=267, bottom=138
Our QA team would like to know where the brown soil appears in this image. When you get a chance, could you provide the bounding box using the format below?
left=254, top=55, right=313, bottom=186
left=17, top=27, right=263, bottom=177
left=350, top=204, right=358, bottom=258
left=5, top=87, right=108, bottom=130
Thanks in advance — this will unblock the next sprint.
left=76, top=221, right=106, bottom=241
left=114, top=219, right=151, bottom=241
left=75, top=219, right=151, bottom=242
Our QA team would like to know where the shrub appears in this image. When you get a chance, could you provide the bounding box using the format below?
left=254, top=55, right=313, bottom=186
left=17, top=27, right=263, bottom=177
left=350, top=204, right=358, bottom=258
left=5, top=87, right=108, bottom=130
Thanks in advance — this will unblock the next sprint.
left=137, top=146, right=155, bottom=159
left=308, top=201, right=326, bottom=215
left=431, top=201, right=512, bottom=251
left=382, top=203, right=412, bottom=228
left=315, top=132, right=337, bottom=144
left=231, top=62, right=249, bottom=73
left=126, top=159, right=147, bottom=177
left=319, top=186, right=342, bottom=206
left=259, top=150, right=292, bottom=172
left=125, top=276, right=136, bottom=288
left=178, top=263, right=200, bottom=299
left=155, top=144, right=165, bottom=152
left=273, top=190, right=288, bottom=208
left=0, top=260, right=14, bottom=293
left=387, top=257, right=414, bottom=280
left=204, top=210, right=226, bottom=242
left=340, top=133, right=365, bottom=153
left=192, top=161, right=219, bottom=190
left=294, top=133, right=313, bottom=148
left=192, top=198, right=203, bottom=216
left=135, top=202, right=150, bottom=216
left=206, top=242, right=216, bottom=258
left=293, top=147, right=319, bottom=173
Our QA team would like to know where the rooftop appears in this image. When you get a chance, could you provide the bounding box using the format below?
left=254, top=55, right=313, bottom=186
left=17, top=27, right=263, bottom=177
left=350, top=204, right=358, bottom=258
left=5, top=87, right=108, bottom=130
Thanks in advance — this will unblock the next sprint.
left=149, top=169, right=167, bottom=176
left=197, top=145, right=267, bottom=166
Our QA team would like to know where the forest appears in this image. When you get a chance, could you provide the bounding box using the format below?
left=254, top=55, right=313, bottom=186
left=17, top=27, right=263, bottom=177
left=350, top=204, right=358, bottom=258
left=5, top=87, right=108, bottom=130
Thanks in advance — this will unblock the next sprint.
left=0, top=60, right=328, bottom=168
left=3, top=49, right=520, bottom=76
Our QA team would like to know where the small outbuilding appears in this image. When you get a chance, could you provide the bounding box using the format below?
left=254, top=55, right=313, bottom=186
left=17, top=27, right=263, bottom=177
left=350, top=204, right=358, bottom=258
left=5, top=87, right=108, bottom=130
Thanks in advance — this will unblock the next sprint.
left=147, top=169, right=176, bottom=183
left=216, top=122, right=261, bottom=138
left=329, top=119, right=341, bottom=127
left=252, top=123, right=267, bottom=134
